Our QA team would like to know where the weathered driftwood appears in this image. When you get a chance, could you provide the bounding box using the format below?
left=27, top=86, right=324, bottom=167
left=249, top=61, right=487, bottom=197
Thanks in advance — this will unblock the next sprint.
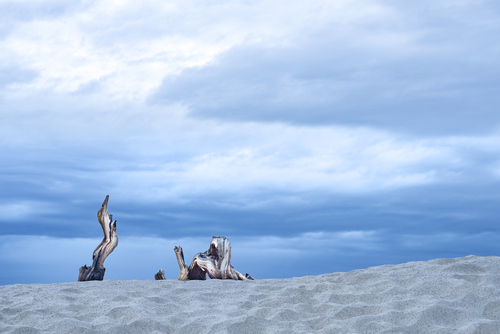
left=78, top=195, right=118, bottom=281
left=154, top=269, right=166, bottom=280
left=155, top=236, right=254, bottom=281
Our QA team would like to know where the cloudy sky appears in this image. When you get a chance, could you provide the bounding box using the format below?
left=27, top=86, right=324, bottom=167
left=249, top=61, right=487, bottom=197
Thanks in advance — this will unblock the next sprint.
left=1, top=0, right=499, bottom=285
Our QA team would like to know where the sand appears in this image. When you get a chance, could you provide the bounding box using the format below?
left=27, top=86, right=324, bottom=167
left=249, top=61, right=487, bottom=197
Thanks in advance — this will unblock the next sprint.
left=1, top=255, right=499, bottom=333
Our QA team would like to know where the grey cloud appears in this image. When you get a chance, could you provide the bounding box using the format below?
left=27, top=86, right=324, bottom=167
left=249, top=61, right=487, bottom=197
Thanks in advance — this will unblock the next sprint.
left=1, top=155, right=498, bottom=240
left=2, top=228, right=498, bottom=284
left=150, top=2, right=500, bottom=136
left=152, top=45, right=500, bottom=135
left=1, top=0, right=500, bottom=285
left=0, top=112, right=498, bottom=283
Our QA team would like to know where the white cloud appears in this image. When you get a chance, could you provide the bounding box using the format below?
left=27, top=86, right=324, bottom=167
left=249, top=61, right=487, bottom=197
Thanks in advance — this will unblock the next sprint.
left=0, top=0, right=429, bottom=100
left=87, top=122, right=458, bottom=202
left=1, top=90, right=493, bottom=204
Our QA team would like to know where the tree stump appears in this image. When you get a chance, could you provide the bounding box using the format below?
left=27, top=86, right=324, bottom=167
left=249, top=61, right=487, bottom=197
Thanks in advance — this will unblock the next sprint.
left=155, top=236, right=254, bottom=281
left=78, top=195, right=118, bottom=281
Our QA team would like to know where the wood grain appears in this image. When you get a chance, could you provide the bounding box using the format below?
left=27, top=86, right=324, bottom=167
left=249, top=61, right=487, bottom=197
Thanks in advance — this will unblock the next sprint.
left=78, top=195, right=118, bottom=281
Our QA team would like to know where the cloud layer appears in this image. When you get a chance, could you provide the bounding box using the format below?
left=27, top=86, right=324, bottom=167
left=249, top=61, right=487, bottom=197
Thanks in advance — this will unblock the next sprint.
left=1, top=0, right=499, bottom=284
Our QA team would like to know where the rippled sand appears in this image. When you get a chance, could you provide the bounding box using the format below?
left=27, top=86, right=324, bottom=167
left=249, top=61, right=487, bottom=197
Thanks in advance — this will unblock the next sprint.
left=1, top=255, right=500, bottom=333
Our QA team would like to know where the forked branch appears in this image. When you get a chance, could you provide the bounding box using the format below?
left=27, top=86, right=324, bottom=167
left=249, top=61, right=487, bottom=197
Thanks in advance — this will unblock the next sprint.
left=78, top=195, right=118, bottom=281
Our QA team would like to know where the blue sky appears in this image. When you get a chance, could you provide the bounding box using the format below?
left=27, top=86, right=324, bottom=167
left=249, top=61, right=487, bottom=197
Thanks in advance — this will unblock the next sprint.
left=1, top=0, right=499, bottom=285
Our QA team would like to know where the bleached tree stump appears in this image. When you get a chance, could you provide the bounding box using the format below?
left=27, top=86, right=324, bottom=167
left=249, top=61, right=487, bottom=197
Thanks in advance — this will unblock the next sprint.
left=155, top=236, right=254, bottom=281
left=78, top=195, right=118, bottom=281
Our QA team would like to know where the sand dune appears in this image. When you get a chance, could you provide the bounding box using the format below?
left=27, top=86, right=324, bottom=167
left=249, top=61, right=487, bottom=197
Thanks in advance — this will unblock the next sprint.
left=1, top=255, right=499, bottom=333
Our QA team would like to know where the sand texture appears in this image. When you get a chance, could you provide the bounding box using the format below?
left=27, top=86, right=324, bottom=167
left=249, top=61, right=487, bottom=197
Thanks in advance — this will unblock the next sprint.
left=1, top=255, right=500, bottom=333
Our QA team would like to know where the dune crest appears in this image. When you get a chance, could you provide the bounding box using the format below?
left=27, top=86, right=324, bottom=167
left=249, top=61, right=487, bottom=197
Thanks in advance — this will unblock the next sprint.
left=1, top=255, right=500, bottom=333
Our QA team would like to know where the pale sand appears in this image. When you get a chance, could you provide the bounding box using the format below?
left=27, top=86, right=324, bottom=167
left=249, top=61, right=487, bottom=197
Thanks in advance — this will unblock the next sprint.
left=1, top=255, right=500, bottom=333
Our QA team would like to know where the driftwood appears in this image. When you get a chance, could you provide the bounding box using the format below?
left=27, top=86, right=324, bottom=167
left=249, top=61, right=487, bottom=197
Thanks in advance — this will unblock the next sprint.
left=78, top=195, right=118, bottom=281
left=155, top=236, right=254, bottom=281
left=154, top=269, right=166, bottom=280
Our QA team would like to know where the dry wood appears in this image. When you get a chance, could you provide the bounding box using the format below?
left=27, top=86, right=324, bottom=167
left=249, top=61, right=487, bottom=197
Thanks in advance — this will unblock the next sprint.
left=155, top=236, right=254, bottom=281
left=154, top=269, right=166, bottom=280
left=78, top=195, right=118, bottom=281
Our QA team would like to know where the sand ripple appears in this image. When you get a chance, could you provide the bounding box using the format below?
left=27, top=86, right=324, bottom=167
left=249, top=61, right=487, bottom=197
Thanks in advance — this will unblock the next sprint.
left=1, top=255, right=500, bottom=333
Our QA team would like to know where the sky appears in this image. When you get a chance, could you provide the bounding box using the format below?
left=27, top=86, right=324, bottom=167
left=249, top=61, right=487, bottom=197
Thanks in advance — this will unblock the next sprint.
left=1, top=0, right=499, bottom=285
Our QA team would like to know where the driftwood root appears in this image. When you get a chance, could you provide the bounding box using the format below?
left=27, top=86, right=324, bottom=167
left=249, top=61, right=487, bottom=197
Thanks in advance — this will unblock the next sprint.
left=78, top=195, right=118, bottom=281
left=156, top=236, right=254, bottom=281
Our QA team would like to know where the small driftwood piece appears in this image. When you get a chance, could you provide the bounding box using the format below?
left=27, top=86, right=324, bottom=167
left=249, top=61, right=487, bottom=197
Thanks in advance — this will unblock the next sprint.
left=155, top=236, right=254, bottom=281
left=78, top=195, right=118, bottom=281
left=154, top=269, right=166, bottom=280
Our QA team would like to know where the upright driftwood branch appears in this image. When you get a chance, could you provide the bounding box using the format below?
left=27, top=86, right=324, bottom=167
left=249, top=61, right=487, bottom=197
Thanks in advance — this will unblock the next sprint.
left=78, top=195, right=118, bottom=281
left=155, top=236, right=254, bottom=281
